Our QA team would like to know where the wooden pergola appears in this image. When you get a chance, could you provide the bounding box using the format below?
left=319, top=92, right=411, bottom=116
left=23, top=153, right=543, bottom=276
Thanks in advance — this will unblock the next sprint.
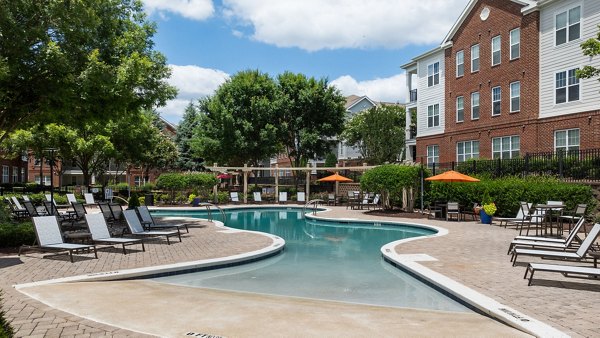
left=210, top=163, right=377, bottom=203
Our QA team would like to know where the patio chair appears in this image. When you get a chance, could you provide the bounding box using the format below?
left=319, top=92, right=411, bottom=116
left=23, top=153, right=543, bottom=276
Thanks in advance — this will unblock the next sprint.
left=253, top=191, right=262, bottom=203
left=524, top=262, right=600, bottom=286
left=22, top=200, right=47, bottom=217
left=446, top=202, right=460, bottom=221
left=66, top=193, right=77, bottom=205
left=368, top=194, right=381, bottom=210
left=511, top=222, right=600, bottom=266
left=279, top=192, right=288, bottom=204
left=461, top=202, right=479, bottom=221
left=137, top=206, right=189, bottom=233
left=495, top=203, right=529, bottom=228
left=328, top=193, right=337, bottom=206
left=508, top=216, right=586, bottom=254
left=559, top=204, right=587, bottom=234
left=98, top=202, right=116, bottom=225
left=297, top=192, right=306, bottom=204
left=84, top=193, right=96, bottom=205
left=20, top=216, right=98, bottom=263
left=427, top=201, right=444, bottom=219
left=22, top=195, right=30, bottom=202
left=513, top=214, right=586, bottom=244
left=42, top=200, right=76, bottom=227
left=519, top=202, right=547, bottom=236
left=5, top=197, right=27, bottom=219
left=230, top=192, right=240, bottom=203
left=123, top=209, right=181, bottom=245
left=85, top=213, right=144, bottom=254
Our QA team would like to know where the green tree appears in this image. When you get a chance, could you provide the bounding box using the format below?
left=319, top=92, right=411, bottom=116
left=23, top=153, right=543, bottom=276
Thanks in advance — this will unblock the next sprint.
left=342, top=105, right=406, bottom=164
left=276, top=72, right=346, bottom=172
left=175, top=102, right=203, bottom=170
left=0, top=0, right=177, bottom=141
left=360, top=164, right=421, bottom=211
left=192, top=70, right=281, bottom=166
left=577, top=25, right=600, bottom=81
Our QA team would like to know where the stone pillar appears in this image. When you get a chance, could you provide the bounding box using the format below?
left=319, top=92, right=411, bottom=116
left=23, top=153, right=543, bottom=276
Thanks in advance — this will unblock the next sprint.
left=275, top=164, right=279, bottom=203
left=243, top=163, right=248, bottom=204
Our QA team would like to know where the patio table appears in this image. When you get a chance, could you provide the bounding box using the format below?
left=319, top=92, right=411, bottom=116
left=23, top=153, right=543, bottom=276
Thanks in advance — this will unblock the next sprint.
left=534, top=204, right=565, bottom=238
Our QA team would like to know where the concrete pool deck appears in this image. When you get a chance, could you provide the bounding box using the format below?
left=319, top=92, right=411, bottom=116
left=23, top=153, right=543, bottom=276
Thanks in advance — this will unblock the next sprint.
left=0, top=205, right=598, bottom=337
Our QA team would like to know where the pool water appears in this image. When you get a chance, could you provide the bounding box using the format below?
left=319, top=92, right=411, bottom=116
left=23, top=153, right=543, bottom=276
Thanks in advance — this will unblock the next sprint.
left=151, top=208, right=470, bottom=312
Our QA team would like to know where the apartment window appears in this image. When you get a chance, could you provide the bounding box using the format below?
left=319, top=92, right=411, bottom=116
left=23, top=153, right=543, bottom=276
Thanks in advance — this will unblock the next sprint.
left=471, top=92, right=480, bottom=120
left=21, top=168, right=25, bottom=182
left=492, top=86, right=501, bottom=116
left=2, top=166, right=8, bottom=183
left=427, top=62, right=440, bottom=87
left=456, top=96, right=464, bottom=122
left=510, top=28, right=520, bottom=60
left=427, top=104, right=440, bottom=128
left=492, top=136, right=520, bottom=159
left=556, top=6, right=581, bottom=46
left=491, top=35, right=501, bottom=66
left=12, top=166, right=18, bottom=183
left=457, top=141, right=480, bottom=162
left=556, top=68, right=580, bottom=104
left=134, top=176, right=142, bottom=186
left=456, top=50, right=464, bottom=77
left=427, top=145, right=439, bottom=168
left=555, top=128, right=580, bottom=153
left=510, top=81, right=520, bottom=112
left=471, top=44, right=480, bottom=72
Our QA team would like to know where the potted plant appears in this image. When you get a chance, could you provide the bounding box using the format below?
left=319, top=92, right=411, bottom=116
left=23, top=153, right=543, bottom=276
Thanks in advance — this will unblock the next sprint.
left=480, top=191, right=496, bottom=224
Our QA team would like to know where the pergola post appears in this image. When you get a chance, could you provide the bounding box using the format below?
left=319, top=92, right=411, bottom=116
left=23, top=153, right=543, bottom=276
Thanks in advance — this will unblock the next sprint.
left=275, top=164, right=279, bottom=203
left=243, top=163, right=248, bottom=204
left=305, top=164, right=310, bottom=199
left=213, top=163, right=218, bottom=203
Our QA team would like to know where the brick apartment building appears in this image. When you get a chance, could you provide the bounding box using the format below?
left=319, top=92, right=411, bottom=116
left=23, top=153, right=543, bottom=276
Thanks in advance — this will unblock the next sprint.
left=403, top=0, right=600, bottom=166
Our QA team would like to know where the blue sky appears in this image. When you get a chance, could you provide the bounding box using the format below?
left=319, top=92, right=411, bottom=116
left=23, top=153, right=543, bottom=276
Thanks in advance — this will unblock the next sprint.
left=144, top=0, right=470, bottom=124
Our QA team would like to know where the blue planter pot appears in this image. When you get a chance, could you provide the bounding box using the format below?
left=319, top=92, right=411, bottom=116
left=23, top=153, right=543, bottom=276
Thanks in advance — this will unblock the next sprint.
left=480, top=210, right=492, bottom=224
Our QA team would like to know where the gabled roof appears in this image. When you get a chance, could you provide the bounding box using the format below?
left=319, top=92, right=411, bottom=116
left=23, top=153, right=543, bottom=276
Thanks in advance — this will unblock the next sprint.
left=441, top=0, right=539, bottom=47
left=345, top=95, right=378, bottom=110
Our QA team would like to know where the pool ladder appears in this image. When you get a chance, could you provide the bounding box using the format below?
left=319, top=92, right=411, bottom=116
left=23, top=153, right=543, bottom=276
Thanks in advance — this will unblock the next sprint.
left=197, top=202, right=226, bottom=224
left=303, top=199, right=323, bottom=217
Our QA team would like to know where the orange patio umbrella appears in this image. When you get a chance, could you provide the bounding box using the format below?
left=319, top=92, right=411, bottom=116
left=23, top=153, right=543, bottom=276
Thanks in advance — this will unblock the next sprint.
left=317, top=172, right=353, bottom=197
left=317, top=172, right=353, bottom=183
left=425, top=170, right=480, bottom=183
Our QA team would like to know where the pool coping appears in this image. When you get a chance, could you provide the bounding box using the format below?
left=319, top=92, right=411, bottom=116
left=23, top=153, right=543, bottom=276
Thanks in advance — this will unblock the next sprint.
left=305, top=211, right=567, bottom=337
left=14, top=218, right=285, bottom=289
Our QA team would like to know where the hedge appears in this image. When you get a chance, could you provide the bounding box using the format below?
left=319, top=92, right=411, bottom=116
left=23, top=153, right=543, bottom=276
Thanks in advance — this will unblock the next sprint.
left=0, top=291, right=13, bottom=338
left=428, top=176, right=597, bottom=218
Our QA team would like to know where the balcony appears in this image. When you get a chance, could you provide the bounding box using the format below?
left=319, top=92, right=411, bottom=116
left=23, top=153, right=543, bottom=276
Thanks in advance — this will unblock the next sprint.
left=409, top=89, right=417, bottom=102
left=409, top=125, right=417, bottom=140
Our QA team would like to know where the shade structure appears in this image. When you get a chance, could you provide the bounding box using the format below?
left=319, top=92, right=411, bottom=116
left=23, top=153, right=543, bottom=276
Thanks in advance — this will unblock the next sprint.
left=317, top=173, right=353, bottom=183
left=425, top=170, right=480, bottom=183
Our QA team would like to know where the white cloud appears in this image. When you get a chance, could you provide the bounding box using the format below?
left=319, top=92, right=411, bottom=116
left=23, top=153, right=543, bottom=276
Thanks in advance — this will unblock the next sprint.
left=222, top=0, right=467, bottom=51
left=331, top=74, right=406, bottom=104
left=156, top=65, right=230, bottom=124
left=144, top=0, right=215, bottom=21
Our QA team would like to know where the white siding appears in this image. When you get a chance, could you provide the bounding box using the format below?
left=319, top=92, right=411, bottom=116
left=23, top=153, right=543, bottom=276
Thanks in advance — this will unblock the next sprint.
left=416, top=51, right=446, bottom=137
left=539, top=0, right=600, bottom=119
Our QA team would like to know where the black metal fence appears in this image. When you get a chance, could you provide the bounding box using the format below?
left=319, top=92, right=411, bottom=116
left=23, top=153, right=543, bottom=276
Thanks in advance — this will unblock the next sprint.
left=428, top=148, right=600, bottom=182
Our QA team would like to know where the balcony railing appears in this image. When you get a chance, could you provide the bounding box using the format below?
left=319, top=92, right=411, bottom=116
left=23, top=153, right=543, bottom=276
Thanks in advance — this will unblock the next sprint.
left=409, top=89, right=417, bottom=102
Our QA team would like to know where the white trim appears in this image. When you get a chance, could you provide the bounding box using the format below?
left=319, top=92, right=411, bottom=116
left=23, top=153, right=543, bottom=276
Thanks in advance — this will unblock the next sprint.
left=553, top=3, right=583, bottom=48
left=456, top=96, right=464, bottom=122
left=470, top=44, right=480, bottom=73
left=456, top=50, right=464, bottom=77
left=492, top=86, right=502, bottom=116
left=471, top=92, right=480, bottom=120
left=554, top=128, right=580, bottom=152
left=491, top=35, right=502, bottom=66
left=554, top=67, right=581, bottom=105
left=510, top=81, right=521, bottom=113
left=509, top=28, right=521, bottom=60
left=427, top=61, right=440, bottom=87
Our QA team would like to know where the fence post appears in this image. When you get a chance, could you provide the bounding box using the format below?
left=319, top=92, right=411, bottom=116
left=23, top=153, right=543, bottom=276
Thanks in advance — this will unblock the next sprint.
left=524, top=153, right=529, bottom=178
left=496, top=158, right=501, bottom=177
left=451, top=161, right=455, bottom=171
left=558, top=151, right=564, bottom=178
left=432, top=162, right=436, bottom=175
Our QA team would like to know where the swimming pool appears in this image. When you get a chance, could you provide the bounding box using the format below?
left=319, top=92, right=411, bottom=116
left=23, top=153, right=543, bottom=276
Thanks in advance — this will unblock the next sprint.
left=151, top=207, right=470, bottom=312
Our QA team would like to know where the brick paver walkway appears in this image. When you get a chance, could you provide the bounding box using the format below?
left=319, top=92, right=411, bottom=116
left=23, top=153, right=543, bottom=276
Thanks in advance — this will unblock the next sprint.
left=1, top=206, right=598, bottom=337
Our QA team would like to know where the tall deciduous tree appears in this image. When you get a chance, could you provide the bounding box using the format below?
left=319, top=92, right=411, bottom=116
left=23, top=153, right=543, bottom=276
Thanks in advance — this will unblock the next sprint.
left=0, top=0, right=177, bottom=141
left=276, top=72, right=346, bottom=171
left=192, top=70, right=281, bottom=166
left=342, top=105, right=406, bottom=164
left=577, top=25, right=600, bottom=82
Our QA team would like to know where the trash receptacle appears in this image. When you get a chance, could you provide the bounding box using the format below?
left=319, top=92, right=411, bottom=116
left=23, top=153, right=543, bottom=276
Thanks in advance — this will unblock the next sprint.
left=144, top=194, right=154, bottom=206
left=192, top=197, right=201, bottom=207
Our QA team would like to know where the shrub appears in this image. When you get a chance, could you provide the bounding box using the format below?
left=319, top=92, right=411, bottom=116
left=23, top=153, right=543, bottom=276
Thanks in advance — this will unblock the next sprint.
left=209, top=191, right=230, bottom=204
left=0, top=221, right=35, bottom=248
left=428, top=176, right=597, bottom=218
left=128, top=192, right=140, bottom=208
left=0, top=291, right=14, bottom=337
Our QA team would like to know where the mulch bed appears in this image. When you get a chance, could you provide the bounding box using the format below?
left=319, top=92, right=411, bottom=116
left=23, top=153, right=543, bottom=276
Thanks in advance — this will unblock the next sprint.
left=365, top=209, right=430, bottom=219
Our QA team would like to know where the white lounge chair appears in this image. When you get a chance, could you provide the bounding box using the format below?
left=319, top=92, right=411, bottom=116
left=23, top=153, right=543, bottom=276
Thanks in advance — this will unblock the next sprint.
left=136, top=206, right=189, bottom=233
left=508, top=217, right=585, bottom=254
left=297, top=192, right=306, bottom=204
left=513, top=215, right=586, bottom=243
left=84, top=193, right=96, bottom=205
left=66, top=193, right=77, bottom=204
left=85, top=213, right=144, bottom=254
left=230, top=192, right=240, bottom=203
left=495, top=203, right=529, bottom=228
left=511, top=223, right=600, bottom=266
left=253, top=192, right=262, bottom=203
left=524, top=262, right=600, bottom=286
left=279, top=192, right=288, bottom=204
left=21, top=216, right=98, bottom=263
left=123, top=209, right=181, bottom=245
